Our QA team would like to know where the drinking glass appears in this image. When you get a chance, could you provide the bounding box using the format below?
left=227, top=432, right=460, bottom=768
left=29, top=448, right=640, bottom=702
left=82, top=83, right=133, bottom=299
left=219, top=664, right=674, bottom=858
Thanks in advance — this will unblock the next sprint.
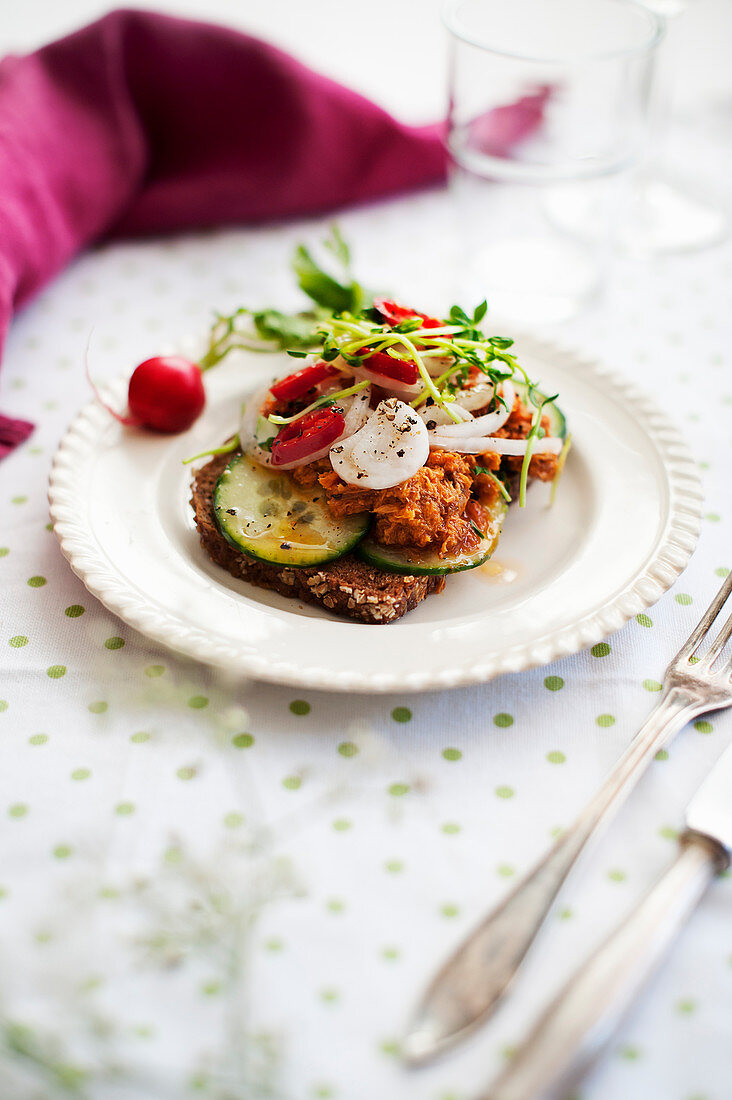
left=444, top=0, right=663, bottom=323
left=620, top=0, right=727, bottom=254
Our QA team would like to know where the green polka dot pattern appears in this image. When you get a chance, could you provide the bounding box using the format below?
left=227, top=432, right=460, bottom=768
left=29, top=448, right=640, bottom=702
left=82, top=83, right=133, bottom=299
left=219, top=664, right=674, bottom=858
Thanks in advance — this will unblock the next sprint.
left=232, top=733, right=254, bottom=748
left=2, top=195, right=729, bottom=1100
left=391, top=706, right=411, bottom=723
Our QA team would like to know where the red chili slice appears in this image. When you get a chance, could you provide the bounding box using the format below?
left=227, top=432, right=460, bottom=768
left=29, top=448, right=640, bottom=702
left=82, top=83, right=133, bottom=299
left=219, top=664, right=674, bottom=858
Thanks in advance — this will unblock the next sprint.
left=270, top=406, right=345, bottom=466
left=269, top=360, right=338, bottom=403
left=373, top=297, right=442, bottom=330
left=359, top=349, right=419, bottom=385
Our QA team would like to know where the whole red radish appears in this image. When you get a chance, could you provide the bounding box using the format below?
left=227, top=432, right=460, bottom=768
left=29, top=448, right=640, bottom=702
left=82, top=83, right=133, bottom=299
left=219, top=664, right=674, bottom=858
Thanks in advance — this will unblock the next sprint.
left=87, top=351, right=206, bottom=434
left=128, top=356, right=205, bottom=433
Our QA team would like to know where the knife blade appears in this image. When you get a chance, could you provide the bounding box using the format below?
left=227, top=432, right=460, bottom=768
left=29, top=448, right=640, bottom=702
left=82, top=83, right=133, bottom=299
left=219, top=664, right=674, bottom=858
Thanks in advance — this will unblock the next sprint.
left=685, top=740, right=732, bottom=854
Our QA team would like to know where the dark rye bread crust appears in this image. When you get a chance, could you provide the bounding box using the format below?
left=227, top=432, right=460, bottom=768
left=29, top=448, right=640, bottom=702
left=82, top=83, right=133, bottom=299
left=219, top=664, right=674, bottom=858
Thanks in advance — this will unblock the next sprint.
left=190, top=453, right=445, bottom=624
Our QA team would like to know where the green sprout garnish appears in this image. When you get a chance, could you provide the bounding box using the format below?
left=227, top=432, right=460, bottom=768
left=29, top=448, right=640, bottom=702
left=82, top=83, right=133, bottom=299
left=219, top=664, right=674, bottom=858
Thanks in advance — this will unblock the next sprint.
left=518, top=388, right=559, bottom=508
left=182, top=435, right=240, bottom=465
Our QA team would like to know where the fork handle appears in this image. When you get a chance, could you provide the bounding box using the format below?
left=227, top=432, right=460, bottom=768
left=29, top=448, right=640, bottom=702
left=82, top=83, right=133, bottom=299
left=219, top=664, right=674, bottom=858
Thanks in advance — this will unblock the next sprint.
left=481, top=833, right=727, bottom=1100
left=404, top=689, right=703, bottom=1061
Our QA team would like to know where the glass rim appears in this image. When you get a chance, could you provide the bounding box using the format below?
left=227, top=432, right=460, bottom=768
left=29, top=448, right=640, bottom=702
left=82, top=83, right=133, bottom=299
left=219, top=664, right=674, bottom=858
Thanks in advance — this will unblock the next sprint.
left=442, top=0, right=664, bottom=63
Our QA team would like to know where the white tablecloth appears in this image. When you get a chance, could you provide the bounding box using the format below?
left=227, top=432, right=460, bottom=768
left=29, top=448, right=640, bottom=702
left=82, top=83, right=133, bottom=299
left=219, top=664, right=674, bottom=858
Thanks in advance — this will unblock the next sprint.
left=2, top=4, right=732, bottom=1095
left=1, top=178, right=731, bottom=1099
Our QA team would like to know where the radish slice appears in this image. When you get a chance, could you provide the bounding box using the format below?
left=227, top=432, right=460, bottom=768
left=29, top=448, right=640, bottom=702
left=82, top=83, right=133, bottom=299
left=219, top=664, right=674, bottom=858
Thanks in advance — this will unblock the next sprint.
left=429, top=434, right=563, bottom=456
left=330, top=398, right=429, bottom=490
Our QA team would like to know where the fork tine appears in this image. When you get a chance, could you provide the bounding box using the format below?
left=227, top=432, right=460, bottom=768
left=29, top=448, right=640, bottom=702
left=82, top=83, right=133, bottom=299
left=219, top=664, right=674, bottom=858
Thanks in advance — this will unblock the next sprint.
left=673, top=571, right=732, bottom=663
left=702, top=608, right=732, bottom=670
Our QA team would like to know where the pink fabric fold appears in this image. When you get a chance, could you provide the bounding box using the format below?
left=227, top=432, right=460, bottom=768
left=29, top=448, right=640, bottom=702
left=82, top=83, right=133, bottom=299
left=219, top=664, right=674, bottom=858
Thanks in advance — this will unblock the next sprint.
left=0, top=8, right=449, bottom=454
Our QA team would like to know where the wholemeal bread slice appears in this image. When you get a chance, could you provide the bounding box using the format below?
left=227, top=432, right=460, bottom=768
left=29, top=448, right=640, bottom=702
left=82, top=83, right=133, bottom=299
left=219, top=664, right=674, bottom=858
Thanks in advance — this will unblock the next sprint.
left=191, top=453, right=445, bottom=624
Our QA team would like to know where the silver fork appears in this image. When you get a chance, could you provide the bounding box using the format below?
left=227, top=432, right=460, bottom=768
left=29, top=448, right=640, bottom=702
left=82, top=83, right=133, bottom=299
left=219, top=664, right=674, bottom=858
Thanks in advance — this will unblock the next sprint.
left=403, top=572, right=732, bottom=1064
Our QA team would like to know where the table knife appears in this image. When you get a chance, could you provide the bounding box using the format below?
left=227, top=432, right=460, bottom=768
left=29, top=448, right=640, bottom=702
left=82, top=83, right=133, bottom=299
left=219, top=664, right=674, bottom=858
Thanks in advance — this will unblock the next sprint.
left=478, top=740, right=732, bottom=1100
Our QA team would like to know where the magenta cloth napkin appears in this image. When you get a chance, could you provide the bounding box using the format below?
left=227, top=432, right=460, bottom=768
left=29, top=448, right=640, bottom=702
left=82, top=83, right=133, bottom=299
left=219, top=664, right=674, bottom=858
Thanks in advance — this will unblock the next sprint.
left=0, top=8, right=449, bottom=453
left=0, top=8, right=547, bottom=457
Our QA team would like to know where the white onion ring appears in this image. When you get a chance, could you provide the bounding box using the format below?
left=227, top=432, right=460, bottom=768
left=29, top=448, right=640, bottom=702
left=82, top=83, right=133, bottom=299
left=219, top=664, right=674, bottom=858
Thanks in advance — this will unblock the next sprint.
left=418, top=403, right=473, bottom=428
left=428, top=434, right=563, bottom=456
left=239, top=385, right=278, bottom=467
left=421, top=353, right=458, bottom=378
left=434, top=381, right=516, bottom=438
left=457, top=381, right=499, bottom=412
left=351, top=365, right=423, bottom=399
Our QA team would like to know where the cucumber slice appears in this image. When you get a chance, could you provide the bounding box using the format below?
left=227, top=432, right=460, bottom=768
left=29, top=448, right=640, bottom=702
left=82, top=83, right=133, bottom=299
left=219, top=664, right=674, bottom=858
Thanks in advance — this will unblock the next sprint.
left=356, top=498, right=507, bottom=576
left=214, top=453, right=369, bottom=567
left=513, top=383, right=567, bottom=440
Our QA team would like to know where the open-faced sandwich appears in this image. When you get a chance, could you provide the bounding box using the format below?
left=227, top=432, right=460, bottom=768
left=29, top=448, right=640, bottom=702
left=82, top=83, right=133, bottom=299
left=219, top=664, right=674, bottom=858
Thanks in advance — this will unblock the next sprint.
left=190, top=233, right=569, bottom=624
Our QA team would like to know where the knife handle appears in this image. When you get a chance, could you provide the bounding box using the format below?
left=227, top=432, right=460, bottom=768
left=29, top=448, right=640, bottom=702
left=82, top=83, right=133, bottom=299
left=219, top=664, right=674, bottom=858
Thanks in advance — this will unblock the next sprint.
left=481, top=833, right=727, bottom=1100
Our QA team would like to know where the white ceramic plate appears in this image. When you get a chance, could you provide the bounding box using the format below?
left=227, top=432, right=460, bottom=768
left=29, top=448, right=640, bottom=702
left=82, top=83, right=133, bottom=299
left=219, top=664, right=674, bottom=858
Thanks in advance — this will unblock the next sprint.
left=49, top=337, right=702, bottom=692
